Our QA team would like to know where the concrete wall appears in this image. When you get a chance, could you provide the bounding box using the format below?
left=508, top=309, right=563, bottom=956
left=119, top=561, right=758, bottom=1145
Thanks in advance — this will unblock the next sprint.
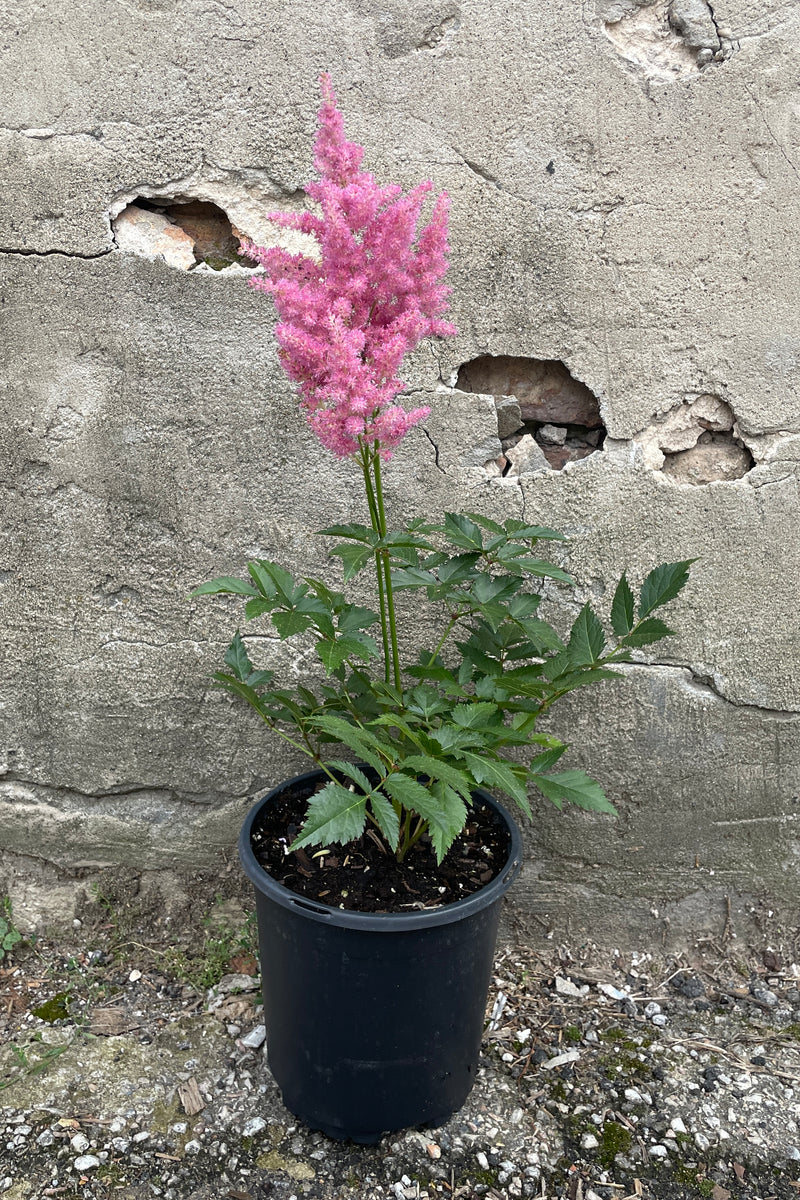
left=2, top=0, right=799, bottom=946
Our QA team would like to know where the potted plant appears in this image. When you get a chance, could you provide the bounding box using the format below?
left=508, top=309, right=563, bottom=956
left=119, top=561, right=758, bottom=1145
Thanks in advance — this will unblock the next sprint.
left=194, top=76, right=691, bottom=1142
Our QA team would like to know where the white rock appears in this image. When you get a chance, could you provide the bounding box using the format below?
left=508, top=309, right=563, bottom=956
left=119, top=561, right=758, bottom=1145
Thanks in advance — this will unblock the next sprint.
left=70, top=1133, right=90, bottom=1153
left=476, top=1151, right=490, bottom=1170
left=240, top=1024, right=267, bottom=1049
left=670, top=1116, right=687, bottom=1133
left=597, top=983, right=627, bottom=1001
left=651, top=1013, right=668, bottom=1027
left=113, top=206, right=196, bottom=270
left=581, top=1133, right=599, bottom=1150
left=505, top=434, right=549, bottom=476
left=555, top=976, right=589, bottom=999
left=542, top=1050, right=581, bottom=1070
left=128, top=969, right=142, bottom=983
left=36, top=1129, right=54, bottom=1147
left=242, top=1116, right=267, bottom=1137
left=74, top=1155, right=101, bottom=1171
left=694, top=1132, right=711, bottom=1151
left=650, top=1144, right=669, bottom=1158
left=644, top=1001, right=662, bottom=1018
left=183, top=1139, right=202, bottom=1155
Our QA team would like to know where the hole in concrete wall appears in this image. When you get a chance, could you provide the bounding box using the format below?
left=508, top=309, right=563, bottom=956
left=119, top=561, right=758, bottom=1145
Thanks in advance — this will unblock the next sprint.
left=112, top=197, right=258, bottom=272
left=635, top=395, right=754, bottom=483
left=661, top=430, right=755, bottom=484
left=456, top=354, right=606, bottom=474
left=598, top=0, right=735, bottom=80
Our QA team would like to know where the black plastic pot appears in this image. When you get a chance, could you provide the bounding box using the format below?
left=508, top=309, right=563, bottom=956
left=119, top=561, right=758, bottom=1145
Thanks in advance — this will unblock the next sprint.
left=238, top=768, right=522, bottom=1143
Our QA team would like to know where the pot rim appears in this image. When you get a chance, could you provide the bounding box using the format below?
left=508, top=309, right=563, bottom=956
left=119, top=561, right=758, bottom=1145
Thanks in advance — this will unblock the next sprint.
left=238, top=766, right=523, bottom=931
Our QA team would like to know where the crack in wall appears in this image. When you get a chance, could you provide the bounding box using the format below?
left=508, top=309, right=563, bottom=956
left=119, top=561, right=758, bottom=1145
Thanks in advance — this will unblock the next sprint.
left=744, top=84, right=800, bottom=185
left=0, top=247, right=113, bottom=260
left=421, top=426, right=446, bottom=474
left=623, top=662, right=800, bottom=718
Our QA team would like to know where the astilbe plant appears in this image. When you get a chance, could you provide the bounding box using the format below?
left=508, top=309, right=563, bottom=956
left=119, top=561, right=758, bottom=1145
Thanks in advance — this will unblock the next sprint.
left=195, top=76, right=692, bottom=865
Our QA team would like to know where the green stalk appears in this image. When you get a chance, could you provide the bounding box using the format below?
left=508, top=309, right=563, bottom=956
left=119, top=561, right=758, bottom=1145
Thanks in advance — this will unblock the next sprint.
left=372, top=449, right=402, bottom=690
left=359, top=445, right=391, bottom=684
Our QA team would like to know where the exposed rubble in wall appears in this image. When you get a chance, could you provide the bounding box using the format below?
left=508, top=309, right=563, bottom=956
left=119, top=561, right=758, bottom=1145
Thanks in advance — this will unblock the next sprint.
left=633, top=394, right=755, bottom=484
left=456, top=355, right=606, bottom=477
left=599, top=0, right=737, bottom=80
left=108, top=168, right=316, bottom=272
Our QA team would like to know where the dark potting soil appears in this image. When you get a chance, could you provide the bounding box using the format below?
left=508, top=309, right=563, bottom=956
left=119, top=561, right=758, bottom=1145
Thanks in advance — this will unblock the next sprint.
left=249, top=777, right=511, bottom=913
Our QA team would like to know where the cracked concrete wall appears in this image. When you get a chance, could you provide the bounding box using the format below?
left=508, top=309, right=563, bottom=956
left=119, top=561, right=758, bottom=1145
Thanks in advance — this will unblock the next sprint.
left=2, top=0, right=800, bottom=946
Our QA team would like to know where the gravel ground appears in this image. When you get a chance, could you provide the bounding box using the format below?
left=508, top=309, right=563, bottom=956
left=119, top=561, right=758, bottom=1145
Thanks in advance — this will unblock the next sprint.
left=2, top=882, right=800, bottom=1200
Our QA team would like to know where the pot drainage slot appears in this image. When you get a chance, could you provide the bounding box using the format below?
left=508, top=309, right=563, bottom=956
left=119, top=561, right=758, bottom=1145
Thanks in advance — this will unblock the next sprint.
left=456, top=354, right=605, bottom=473
left=290, top=897, right=334, bottom=917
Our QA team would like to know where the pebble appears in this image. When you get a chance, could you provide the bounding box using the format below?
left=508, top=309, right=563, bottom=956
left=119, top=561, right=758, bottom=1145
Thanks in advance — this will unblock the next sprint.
left=581, top=1133, right=599, bottom=1150
left=555, top=976, right=589, bottom=999
left=70, top=1133, right=90, bottom=1153
left=644, top=1001, right=662, bottom=1018
left=650, top=1144, right=669, bottom=1158
left=240, top=1024, right=267, bottom=1049
left=74, top=1155, right=101, bottom=1171
left=242, top=1116, right=267, bottom=1137
left=670, top=1117, right=687, bottom=1134
left=426, top=1143, right=441, bottom=1159
left=651, top=1014, right=668, bottom=1027
left=129, top=969, right=142, bottom=983
left=695, top=1132, right=711, bottom=1151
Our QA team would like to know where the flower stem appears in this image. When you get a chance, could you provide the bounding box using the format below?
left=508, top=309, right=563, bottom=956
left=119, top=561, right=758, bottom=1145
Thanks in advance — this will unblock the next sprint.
left=372, top=449, right=402, bottom=690
left=359, top=445, right=391, bottom=684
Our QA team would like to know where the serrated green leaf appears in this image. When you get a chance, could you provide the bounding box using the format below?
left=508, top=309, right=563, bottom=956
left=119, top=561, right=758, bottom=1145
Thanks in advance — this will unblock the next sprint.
left=246, top=668, right=275, bottom=689
left=273, top=610, right=314, bottom=639
left=391, top=566, right=437, bottom=589
left=289, top=781, right=368, bottom=850
left=224, top=631, right=252, bottom=681
left=383, top=773, right=466, bottom=863
left=330, top=543, right=374, bottom=582
left=534, top=769, right=617, bottom=814
left=191, top=576, right=259, bottom=597
left=623, top=617, right=675, bottom=647
left=513, top=559, right=573, bottom=585
left=317, top=634, right=379, bottom=673
left=508, top=593, right=541, bottom=619
left=528, top=745, right=567, bottom=773
left=368, top=789, right=400, bottom=851
left=464, top=512, right=506, bottom=536
left=328, top=760, right=375, bottom=795
left=309, top=715, right=386, bottom=772
left=338, top=605, right=380, bottom=634
left=569, top=604, right=606, bottom=665
left=244, top=597, right=276, bottom=621
left=516, top=617, right=564, bottom=654
left=247, top=560, right=280, bottom=599
left=610, top=574, right=635, bottom=637
left=441, top=513, right=484, bottom=550
left=451, top=701, right=502, bottom=730
left=458, top=751, right=531, bottom=815
left=638, top=560, right=694, bottom=619
left=318, top=522, right=376, bottom=543
left=398, top=755, right=473, bottom=799
left=503, top=520, right=566, bottom=541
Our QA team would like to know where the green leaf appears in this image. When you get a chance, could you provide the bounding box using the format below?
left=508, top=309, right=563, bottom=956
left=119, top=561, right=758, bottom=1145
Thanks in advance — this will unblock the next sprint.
left=638, top=560, right=695, bottom=619
left=516, top=618, right=564, bottom=654
left=383, top=773, right=467, bottom=863
left=451, top=701, right=502, bottom=730
left=513, top=559, right=574, bottom=584
left=318, top=522, right=376, bottom=543
left=289, top=781, right=368, bottom=850
left=329, top=543, right=374, bottom=581
left=610, top=574, right=635, bottom=637
left=568, top=604, right=605, bottom=665
left=509, top=593, right=541, bottom=619
left=503, top=520, right=566, bottom=541
left=368, top=789, right=401, bottom=851
left=317, top=634, right=379, bottom=673
left=533, top=770, right=617, bottom=814
left=622, top=617, right=675, bottom=647
left=398, top=755, right=473, bottom=799
left=464, top=512, right=506, bottom=536
left=224, top=632, right=252, bottom=681
left=391, top=566, right=437, bottom=589
left=244, top=597, right=276, bottom=621
left=246, top=668, right=275, bottom=689
left=338, top=605, right=380, bottom=634
left=528, top=745, right=566, bottom=773
left=309, top=715, right=386, bottom=773
left=191, top=576, right=259, bottom=597
left=247, top=560, right=280, bottom=598
left=329, top=760, right=375, bottom=795
left=442, top=513, right=484, bottom=551
left=458, top=751, right=531, bottom=815
left=273, top=610, right=314, bottom=639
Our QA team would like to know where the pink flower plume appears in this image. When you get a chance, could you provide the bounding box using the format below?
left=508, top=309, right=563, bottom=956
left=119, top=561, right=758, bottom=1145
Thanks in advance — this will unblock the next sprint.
left=247, top=73, right=456, bottom=459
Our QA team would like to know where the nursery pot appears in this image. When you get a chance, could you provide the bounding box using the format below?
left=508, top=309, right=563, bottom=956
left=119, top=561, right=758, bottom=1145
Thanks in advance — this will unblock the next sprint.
left=238, top=768, right=522, bottom=1143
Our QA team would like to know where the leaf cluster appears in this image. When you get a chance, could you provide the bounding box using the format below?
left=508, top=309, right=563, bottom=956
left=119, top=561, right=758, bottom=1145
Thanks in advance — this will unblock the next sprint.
left=194, top=515, right=693, bottom=863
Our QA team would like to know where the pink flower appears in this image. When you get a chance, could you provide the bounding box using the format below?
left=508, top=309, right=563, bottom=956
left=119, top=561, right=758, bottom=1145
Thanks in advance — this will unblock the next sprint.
left=243, top=73, right=456, bottom=459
